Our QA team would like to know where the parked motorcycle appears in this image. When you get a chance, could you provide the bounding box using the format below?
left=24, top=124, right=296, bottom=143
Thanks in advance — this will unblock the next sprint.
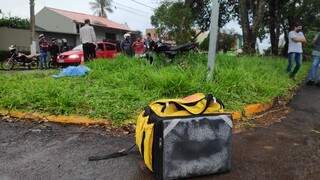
left=153, top=41, right=198, bottom=59
left=2, top=45, right=39, bottom=70
left=143, top=41, right=198, bottom=64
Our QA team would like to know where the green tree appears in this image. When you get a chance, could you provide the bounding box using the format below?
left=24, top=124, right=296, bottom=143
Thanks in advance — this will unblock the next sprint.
left=151, top=1, right=194, bottom=44
left=151, top=0, right=237, bottom=44
left=280, top=0, right=320, bottom=56
left=187, top=0, right=238, bottom=36
left=0, top=17, right=30, bottom=29
left=200, top=31, right=237, bottom=52
left=238, top=0, right=266, bottom=54
left=89, top=0, right=113, bottom=18
left=258, top=0, right=320, bottom=56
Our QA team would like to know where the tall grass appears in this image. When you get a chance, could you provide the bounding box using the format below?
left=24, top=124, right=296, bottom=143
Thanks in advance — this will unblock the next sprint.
left=0, top=54, right=310, bottom=123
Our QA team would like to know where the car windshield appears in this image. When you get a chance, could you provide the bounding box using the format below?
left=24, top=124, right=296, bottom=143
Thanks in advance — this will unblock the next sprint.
left=72, top=45, right=82, bottom=51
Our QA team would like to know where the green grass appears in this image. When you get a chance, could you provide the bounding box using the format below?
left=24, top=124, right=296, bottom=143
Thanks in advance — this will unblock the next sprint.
left=0, top=54, right=310, bottom=124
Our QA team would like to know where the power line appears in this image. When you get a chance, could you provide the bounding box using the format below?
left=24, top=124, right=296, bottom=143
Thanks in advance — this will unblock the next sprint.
left=114, top=1, right=151, bottom=15
left=118, top=0, right=156, bottom=10
left=129, top=0, right=156, bottom=10
left=114, top=6, right=149, bottom=18
left=114, top=3, right=147, bottom=16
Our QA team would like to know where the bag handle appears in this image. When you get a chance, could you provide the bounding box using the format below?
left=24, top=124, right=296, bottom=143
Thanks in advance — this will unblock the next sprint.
left=157, top=94, right=215, bottom=115
left=180, top=94, right=214, bottom=115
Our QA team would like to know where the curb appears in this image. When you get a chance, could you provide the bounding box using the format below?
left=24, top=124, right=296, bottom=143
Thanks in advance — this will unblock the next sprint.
left=0, top=109, right=111, bottom=126
left=1, top=102, right=273, bottom=126
left=244, top=103, right=273, bottom=118
left=232, top=103, right=273, bottom=121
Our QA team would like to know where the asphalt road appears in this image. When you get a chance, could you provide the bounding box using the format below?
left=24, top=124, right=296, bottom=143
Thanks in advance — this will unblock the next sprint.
left=1, top=85, right=320, bottom=180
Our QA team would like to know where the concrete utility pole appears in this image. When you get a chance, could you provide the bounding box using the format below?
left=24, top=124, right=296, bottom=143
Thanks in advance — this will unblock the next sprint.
left=206, top=0, right=220, bottom=81
left=30, top=0, right=36, bottom=55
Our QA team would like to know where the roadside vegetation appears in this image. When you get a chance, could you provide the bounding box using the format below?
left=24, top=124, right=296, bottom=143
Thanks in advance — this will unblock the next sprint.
left=0, top=54, right=309, bottom=123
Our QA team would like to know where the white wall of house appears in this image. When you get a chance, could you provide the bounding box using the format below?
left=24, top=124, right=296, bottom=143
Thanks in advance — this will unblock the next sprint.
left=35, top=7, right=77, bottom=34
left=94, top=26, right=126, bottom=41
left=95, top=27, right=107, bottom=41
left=75, top=26, right=126, bottom=46
left=31, top=7, right=129, bottom=49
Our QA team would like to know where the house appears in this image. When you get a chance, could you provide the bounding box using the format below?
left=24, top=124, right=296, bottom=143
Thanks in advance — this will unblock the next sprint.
left=35, top=7, right=130, bottom=47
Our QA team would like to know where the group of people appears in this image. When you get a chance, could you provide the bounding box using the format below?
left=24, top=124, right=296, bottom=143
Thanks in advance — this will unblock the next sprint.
left=79, top=19, right=156, bottom=62
left=38, top=19, right=97, bottom=69
left=38, top=34, right=69, bottom=69
left=287, top=22, right=320, bottom=86
left=120, top=32, right=155, bottom=63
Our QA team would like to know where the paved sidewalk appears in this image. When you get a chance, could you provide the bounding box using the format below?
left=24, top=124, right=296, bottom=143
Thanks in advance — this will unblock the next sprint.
left=0, top=85, right=320, bottom=180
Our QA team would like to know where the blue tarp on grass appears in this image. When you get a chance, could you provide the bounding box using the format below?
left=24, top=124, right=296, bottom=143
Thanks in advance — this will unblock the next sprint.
left=52, top=65, right=90, bottom=78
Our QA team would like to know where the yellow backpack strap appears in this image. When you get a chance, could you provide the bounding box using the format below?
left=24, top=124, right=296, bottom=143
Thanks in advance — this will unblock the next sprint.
left=152, top=94, right=218, bottom=115
left=151, top=93, right=206, bottom=105
left=173, top=94, right=214, bottom=115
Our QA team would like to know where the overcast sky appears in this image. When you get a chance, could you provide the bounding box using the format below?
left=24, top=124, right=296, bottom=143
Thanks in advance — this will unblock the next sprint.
left=1, top=0, right=242, bottom=33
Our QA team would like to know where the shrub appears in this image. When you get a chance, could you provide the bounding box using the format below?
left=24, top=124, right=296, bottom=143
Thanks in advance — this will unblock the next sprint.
left=0, top=17, right=30, bottom=29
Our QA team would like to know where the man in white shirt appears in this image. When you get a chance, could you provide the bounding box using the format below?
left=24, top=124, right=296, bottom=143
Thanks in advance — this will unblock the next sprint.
left=287, top=23, right=307, bottom=79
left=80, top=19, right=96, bottom=61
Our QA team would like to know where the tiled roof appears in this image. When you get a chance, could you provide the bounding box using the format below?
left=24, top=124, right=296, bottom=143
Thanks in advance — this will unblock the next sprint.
left=47, top=7, right=130, bottom=31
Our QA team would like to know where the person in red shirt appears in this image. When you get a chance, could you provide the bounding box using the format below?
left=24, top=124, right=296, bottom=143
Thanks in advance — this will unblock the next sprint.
left=132, top=37, right=145, bottom=58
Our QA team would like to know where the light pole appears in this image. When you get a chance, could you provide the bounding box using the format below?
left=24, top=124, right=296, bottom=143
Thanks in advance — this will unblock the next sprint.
left=206, top=0, right=220, bottom=81
left=30, top=0, right=36, bottom=55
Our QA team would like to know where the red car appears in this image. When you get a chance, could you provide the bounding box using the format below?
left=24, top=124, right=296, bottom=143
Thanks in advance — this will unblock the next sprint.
left=57, top=42, right=117, bottom=65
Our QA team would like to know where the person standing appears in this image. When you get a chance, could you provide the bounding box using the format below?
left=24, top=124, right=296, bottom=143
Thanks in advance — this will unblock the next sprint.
left=132, top=37, right=145, bottom=58
left=121, top=33, right=133, bottom=57
left=89, top=42, right=96, bottom=59
left=60, top=39, right=69, bottom=53
left=39, top=34, right=49, bottom=69
left=80, top=19, right=96, bottom=61
left=306, top=32, right=320, bottom=86
left=144, top=33, right=155, bottom=64
left=287, top=23, right=307, bottom=79
left=50, top=38, right=60, bottom=67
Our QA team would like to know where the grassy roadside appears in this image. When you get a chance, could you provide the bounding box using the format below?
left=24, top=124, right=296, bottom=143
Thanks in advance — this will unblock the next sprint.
left=0, top=54, right=310, bottom=124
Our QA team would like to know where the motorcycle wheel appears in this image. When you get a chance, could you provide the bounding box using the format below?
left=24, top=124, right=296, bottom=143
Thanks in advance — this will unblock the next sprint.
left=30, top=60, right=39, bottom=69
left=48, top=61, right=55, bottom=69
left=2, top=59, right=15, bottom=70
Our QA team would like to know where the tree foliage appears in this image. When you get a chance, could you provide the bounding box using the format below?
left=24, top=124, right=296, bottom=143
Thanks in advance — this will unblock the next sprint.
left=151, top=0, right=236, bottom=44
left=0, top=17, right=30, bottom=29
left=151, top=0, right=320, bottom=55
left=151, top=1, right=194, bottom=44
left=236, top=0, right=320, bottom=55
left=237, top=0, right=266, bottom=54
left=265, top=0, right=320, bottom=55
left=89, top=0, right=113, bottom=18
left=200, top=32, right=237, bottom=52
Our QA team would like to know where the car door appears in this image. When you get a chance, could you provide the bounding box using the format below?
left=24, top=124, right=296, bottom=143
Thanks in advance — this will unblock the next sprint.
left=96, top=43, right=105, bottom=58
left=104, top=43, right=117, bottom=58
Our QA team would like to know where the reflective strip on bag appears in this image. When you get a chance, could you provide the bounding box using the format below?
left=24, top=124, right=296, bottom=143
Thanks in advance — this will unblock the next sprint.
left=163, top=115, right=233, bottom=138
